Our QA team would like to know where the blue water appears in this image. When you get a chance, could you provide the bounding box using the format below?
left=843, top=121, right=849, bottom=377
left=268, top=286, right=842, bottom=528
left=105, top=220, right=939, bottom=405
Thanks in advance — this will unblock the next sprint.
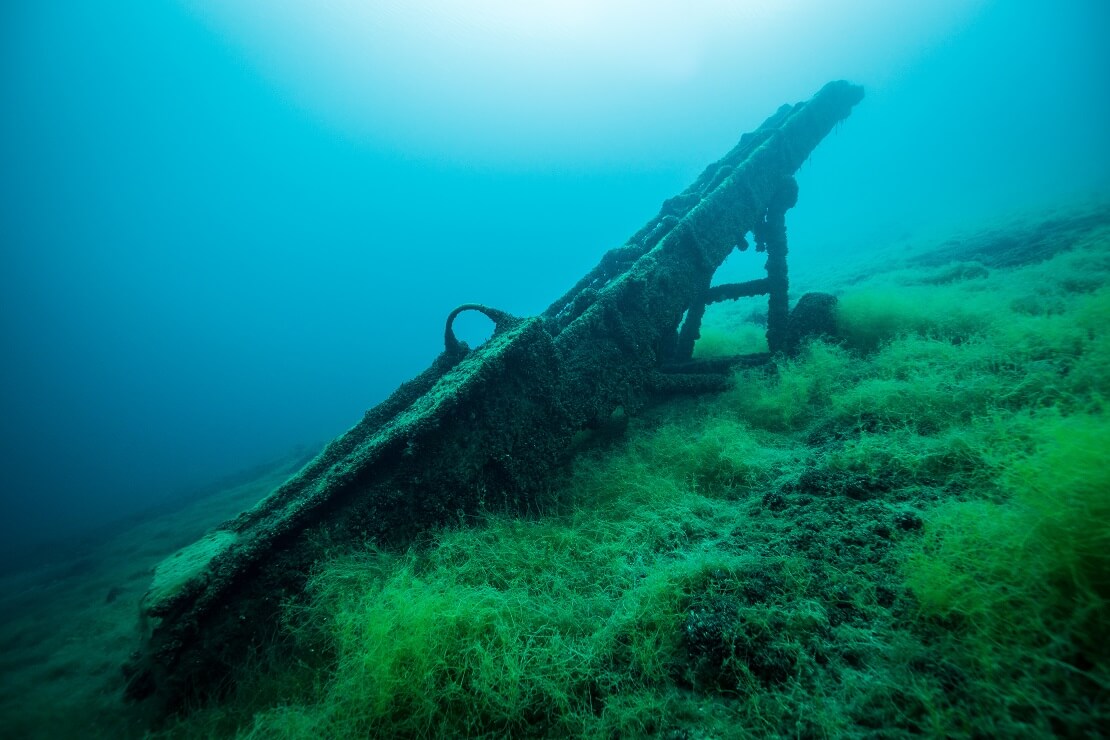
left=1, top=0, right=1107, bottom=558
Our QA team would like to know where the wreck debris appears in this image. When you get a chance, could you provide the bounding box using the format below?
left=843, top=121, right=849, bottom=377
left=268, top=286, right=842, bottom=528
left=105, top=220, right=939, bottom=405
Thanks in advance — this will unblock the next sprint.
left=124, top=80, right=864, bottom=712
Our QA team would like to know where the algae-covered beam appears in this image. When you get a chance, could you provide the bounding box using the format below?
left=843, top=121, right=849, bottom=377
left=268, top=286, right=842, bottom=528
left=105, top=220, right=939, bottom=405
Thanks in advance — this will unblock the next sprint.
left=548, top=81, right=860, bottom=423
left=757, top=178, right=799, bottom=354
left=124, top=81, right=863, bottom=715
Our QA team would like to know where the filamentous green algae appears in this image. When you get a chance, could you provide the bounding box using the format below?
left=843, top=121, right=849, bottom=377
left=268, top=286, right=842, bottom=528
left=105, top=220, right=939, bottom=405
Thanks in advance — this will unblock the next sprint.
left=145, top=208, right=1109, bottom=738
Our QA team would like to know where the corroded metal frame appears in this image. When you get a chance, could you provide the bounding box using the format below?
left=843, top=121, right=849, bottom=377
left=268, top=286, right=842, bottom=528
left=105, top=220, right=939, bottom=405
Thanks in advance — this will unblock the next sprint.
left=125, top=81, right=864, bottom=713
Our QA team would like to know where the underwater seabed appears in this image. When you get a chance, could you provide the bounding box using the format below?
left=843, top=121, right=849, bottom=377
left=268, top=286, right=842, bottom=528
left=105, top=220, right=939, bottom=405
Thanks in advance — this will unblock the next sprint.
left=1, top=202, right=1108, bottom=738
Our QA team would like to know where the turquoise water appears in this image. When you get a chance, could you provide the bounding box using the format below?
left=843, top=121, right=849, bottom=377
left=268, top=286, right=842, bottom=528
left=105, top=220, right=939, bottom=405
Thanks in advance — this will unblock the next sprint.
left=1, top=2, right=1109, bottom=736
left=2, top=1, right=1106, bottom=556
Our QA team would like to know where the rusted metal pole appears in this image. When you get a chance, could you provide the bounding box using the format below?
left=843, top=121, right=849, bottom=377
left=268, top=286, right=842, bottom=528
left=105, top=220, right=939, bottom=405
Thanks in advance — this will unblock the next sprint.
left=759, top=178, right=799, bottom=354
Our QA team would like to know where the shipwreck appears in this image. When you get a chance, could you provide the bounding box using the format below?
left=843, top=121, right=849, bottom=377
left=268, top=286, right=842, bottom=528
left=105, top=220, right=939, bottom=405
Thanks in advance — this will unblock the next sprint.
left=125, top=80, right=865, bottom=712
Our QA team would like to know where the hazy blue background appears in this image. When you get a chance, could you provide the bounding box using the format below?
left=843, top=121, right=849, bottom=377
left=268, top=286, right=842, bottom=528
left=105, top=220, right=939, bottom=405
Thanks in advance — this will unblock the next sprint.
left=2, top=1, right=1107, bottom=560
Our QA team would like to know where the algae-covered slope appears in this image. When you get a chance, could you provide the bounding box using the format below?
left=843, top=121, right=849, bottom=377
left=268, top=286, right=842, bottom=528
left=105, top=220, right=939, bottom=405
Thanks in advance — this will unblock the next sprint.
left=1, top=205, right=1106, bottom=738
left=0, top=454, right=308, bottom=739
left=136, top=204, right=1107, bottom=738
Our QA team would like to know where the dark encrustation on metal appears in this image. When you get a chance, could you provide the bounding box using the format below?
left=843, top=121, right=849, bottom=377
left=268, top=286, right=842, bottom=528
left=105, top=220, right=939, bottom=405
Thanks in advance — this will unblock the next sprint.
left=671, top=177, right=799, bottom=360
left=124, top=81, right=864, bottom=713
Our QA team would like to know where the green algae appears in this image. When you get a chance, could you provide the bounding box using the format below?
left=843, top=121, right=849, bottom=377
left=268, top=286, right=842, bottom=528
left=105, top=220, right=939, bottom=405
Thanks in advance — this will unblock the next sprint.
left=134, top=205, right=1110, bottom=737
